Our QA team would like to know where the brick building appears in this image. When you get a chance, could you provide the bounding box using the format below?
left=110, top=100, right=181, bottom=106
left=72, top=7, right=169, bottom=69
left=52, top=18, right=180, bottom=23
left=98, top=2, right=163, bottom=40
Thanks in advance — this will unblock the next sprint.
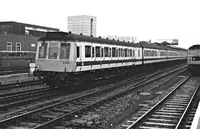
left=0, top=21, right=59, bottom=52
left=0, top=21, right=59, bottom=67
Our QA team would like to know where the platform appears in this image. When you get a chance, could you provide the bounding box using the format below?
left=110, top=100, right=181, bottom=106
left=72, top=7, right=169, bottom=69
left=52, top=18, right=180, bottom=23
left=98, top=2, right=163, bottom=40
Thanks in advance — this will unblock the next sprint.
left=191, top=102, right=200, bottom=129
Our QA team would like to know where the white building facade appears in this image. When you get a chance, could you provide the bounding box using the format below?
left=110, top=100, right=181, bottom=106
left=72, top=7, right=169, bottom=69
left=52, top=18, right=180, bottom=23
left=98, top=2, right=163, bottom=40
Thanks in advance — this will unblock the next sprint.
left=68, top=15, right=97, bottom=36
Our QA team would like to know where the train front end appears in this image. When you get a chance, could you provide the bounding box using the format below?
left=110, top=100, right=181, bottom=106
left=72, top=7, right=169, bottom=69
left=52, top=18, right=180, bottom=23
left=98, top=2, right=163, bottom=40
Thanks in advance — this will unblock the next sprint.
left=33, top=32, right=76, bottom=87
left=188, top=44, right=200, bottom=74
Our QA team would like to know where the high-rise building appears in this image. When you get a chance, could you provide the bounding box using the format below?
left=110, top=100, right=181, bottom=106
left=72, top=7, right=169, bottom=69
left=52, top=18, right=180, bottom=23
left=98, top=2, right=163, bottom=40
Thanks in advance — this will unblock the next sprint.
left=68, top=15, right=97, bottom=36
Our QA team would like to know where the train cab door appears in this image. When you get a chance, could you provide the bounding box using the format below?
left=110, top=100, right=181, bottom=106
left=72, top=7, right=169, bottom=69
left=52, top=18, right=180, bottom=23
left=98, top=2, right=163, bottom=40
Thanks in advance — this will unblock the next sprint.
left=91, top=46, right=95, bottom=61
left=76, top=44, right=81, bottom=62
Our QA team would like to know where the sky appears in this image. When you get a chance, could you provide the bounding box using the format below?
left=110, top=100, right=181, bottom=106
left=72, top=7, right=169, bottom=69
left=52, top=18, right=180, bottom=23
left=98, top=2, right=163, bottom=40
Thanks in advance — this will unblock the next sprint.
left=1, top=0, right=200, bottom=49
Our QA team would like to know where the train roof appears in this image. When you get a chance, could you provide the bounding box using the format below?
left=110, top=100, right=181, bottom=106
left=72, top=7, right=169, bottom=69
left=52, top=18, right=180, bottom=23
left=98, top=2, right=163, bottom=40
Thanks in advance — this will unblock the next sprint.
left=154, top=43, right=187, bottom=51
left=188, top=44, right=200, bottom=50
left=164, top=45, right=187, bottom=51
left=39, top=32, right=142, bottom=48
left=139, top=42, right=166, bottom=50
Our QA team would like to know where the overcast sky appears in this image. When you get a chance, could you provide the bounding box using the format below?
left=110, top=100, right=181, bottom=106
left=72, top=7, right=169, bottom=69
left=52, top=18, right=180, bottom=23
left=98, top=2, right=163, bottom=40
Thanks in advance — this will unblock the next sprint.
left=1, top=0, right=200, bottom=49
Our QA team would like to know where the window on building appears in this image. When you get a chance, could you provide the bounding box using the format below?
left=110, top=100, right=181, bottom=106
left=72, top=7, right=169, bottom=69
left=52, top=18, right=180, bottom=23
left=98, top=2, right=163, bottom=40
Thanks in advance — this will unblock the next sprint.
left=85, top=46, right=91, bottom=57
left=6, top=42, right=12, bottom=51
left=16, top=42, right=21, bottom=51
left=60, top=43, right=70, bottom=59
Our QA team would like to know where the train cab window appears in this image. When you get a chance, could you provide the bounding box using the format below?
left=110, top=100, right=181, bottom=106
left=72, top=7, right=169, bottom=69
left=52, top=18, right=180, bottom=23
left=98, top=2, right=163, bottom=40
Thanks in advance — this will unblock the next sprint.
left=85, top=46, right=91, bottom=58
left=96, top=46, right=100, bottom=57
left=48, top=42, right=58, bottom=59
left=38, top=42, right=47, bottom=58
left=60, top=43, right=70, bottom=59
left=76, top=46, right=80, bottom=58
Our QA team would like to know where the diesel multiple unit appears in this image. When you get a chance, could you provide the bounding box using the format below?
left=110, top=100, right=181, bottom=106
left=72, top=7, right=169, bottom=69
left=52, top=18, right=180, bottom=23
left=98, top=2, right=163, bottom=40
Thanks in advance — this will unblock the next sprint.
left=33, top=32, right=187, bottom=88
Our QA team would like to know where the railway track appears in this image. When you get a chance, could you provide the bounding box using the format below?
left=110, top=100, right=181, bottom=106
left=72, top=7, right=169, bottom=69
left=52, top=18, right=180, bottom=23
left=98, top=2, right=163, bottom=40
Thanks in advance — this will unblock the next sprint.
left=120, top=76, right=200, bottom=129
left=0, top=66, right=29, bottom=76
left=0, top=79, right=43, bottom=91
left=0, top=65, right=188, bottom=129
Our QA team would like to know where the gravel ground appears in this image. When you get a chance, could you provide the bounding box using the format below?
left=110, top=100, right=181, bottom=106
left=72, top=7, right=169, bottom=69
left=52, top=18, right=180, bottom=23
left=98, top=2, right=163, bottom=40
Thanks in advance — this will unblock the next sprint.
left=0, top=73, right=37, bottom=85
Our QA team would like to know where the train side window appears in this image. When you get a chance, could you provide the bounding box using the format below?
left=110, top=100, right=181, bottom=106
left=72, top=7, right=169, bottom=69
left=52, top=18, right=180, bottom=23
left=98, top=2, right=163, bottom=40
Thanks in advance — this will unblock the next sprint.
left=119, top=48, right=122, bottom=57
left=112, top=47, right=116, bottom=57
left=116, top=48, right=118, bottom=57
left=76, top=46, right=80, bottom=58
left=138, top=50, right=140, bottom=57
left=122, top=49, right=124, bottom=57
left=60, top=43, right=70, bottom=59
left=125, top=49, right=128, bottom=57
left=38, top=42, right=47, bottom=58
left=85, top=46, right=91, bottom=58
left=109, top=47, right=112, bottom=57
left=92, top=47, right=95, bottom=57
left=104, top=47, right=108, bottom=57
left=96, top=46, right=100, bottom=57
left=130, top=49, right=132, bottom=57
left=128, top=49, right=130, bottom=57
left=101, top=47, right=103, bottom=58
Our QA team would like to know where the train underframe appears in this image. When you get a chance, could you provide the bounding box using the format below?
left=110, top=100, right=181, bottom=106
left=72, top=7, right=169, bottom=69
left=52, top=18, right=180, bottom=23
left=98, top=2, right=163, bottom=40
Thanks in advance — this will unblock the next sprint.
left=34, top=59, right=186, bottom=88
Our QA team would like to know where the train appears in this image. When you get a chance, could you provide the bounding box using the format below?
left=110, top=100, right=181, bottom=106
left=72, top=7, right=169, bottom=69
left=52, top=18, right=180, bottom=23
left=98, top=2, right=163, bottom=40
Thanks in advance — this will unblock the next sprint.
left=188, top=44, right=200, bottom=74
left=33, top=32, right=187, bottom=88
